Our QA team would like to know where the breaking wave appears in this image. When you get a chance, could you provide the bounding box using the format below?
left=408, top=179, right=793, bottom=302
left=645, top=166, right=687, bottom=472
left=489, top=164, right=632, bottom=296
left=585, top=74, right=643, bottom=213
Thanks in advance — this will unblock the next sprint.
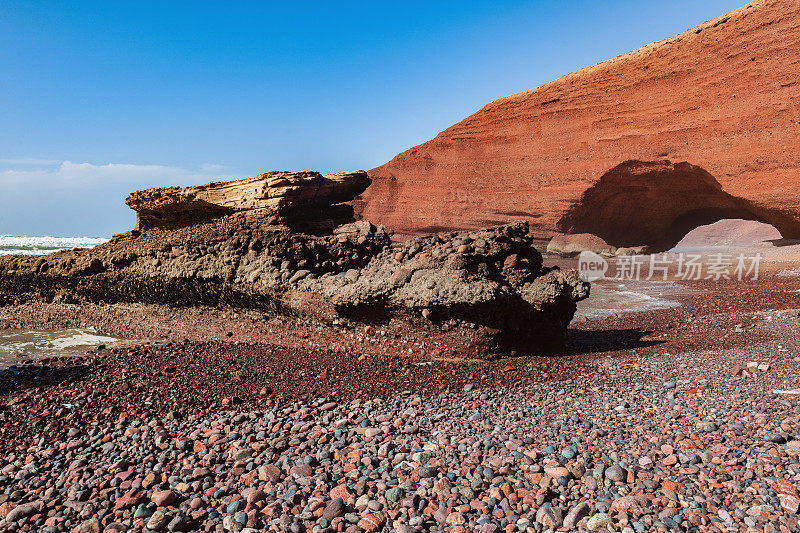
left=0, top=235, right=108, bottom=256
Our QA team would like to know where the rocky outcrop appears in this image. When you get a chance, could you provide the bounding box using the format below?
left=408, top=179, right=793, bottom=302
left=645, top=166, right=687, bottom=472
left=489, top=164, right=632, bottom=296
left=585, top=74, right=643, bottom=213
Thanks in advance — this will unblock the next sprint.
left=0, top=174, right=589, bottom=358
left=127, top=170, right=371, bottom=233
left=546, top=234, right=617, bottom=257
left=321, top=222, right=588, bottom=353
left=357, top=0, right=800, bottom=245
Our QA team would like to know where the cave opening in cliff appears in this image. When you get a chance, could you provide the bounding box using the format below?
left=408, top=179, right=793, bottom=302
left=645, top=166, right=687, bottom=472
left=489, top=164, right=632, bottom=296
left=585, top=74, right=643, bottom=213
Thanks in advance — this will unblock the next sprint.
left=556, top=160, right=800, bottom=252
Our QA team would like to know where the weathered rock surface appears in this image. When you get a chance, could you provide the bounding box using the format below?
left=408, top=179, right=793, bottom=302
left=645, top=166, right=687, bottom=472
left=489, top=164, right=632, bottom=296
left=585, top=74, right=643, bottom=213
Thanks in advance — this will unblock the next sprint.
left=0, top=174, right=588, bottom=357
left=546, top=233, right=616, bottom=257
left=321, top=222, right=588, bottom=353
left=674, top=218, right=783, bottom=249
left=0, top=215, right=391, bottom=309
left=357, top=0, right=800, bottom=245
left=127, top=170, right=370, bottom=233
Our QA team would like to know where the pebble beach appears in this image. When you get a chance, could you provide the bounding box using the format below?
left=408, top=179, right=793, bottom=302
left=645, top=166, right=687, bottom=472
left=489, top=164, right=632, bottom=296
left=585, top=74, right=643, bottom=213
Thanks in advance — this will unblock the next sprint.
left=4, top=0, right=800, bottom=531
left=1, top=274, right=800, bottom=532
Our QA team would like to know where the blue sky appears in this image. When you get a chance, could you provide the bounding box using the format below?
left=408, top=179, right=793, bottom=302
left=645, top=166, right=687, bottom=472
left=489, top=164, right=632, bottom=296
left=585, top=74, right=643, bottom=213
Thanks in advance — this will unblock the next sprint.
left=1, top=0, right=745, bottom=236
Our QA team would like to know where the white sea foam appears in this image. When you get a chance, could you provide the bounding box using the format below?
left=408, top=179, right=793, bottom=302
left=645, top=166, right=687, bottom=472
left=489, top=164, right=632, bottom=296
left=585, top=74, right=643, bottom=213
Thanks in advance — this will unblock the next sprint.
left=573, top=280, right=686, bottom=321
left=0, top=235, right=108, bottom=255
left=0, top=328, right=120, bottom=365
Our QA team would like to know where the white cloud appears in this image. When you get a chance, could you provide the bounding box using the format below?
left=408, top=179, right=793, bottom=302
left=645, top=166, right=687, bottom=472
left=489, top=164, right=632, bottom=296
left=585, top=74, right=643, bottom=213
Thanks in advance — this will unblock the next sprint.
left=0, top=160, right=233, bottom=189
left=0, top=159, right=242, bottom=236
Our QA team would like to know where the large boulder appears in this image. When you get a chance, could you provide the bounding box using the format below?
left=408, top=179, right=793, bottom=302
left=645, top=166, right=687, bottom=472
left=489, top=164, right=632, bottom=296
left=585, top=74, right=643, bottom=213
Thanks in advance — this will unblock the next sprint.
left=673, top=219, right=783, bottom=249
left=321, top=222, right=589, bottom=354
left=546, top=233, right=616, bottom=257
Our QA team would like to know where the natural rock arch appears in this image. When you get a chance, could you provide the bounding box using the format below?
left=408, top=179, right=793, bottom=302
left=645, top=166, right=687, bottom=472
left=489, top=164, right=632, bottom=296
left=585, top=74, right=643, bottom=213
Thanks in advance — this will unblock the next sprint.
left=556, top=160, right=800, bottom=252
left=357, top=1, right=800, bottom=239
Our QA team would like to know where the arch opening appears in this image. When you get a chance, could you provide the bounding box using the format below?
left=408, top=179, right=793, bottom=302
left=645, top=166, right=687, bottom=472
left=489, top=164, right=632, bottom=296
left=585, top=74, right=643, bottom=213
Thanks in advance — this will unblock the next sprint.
left=556, top=160, right=800, bottom=252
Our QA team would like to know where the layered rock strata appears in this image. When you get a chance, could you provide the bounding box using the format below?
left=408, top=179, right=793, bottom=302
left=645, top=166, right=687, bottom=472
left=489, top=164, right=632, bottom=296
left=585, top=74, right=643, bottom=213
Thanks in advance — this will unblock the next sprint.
left=127, top=170, right=371, bottom=233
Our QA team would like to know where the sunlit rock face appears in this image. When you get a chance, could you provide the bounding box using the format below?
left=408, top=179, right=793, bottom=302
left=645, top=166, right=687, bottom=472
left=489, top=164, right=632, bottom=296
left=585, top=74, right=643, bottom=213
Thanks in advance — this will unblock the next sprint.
left=127, top=170, right=371, bottom=233
left=357, top=0, right=800, bottom=245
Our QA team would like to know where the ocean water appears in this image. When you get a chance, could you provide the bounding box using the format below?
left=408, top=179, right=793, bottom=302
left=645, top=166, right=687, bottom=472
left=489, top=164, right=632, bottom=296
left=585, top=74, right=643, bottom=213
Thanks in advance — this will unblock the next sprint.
left=0, top=328, right=120, bottom=367
left=544, top=257, right=690, bottom=321
left=573, top=280, right=686, bottom=321
left=0, top=235, right=115, bottom=366
left=0, top=235, right=108, bottom=256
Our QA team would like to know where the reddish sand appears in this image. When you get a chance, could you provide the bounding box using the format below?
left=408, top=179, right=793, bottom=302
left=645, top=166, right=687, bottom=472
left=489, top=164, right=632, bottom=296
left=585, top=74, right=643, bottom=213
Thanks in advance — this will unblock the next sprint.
left=357, top=0, right=800, bottom=243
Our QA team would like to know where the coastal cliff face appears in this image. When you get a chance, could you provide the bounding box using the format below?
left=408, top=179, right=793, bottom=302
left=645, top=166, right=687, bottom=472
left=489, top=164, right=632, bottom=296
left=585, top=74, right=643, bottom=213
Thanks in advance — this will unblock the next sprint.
left=358, top=0, right=800, bottom=247
left=0, top=171, right=588, bottom=358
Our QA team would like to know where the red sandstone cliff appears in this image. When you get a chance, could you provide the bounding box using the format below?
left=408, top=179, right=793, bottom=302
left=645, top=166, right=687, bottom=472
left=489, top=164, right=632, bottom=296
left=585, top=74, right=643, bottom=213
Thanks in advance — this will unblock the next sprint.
left=358, top=0, right=800, bottom=246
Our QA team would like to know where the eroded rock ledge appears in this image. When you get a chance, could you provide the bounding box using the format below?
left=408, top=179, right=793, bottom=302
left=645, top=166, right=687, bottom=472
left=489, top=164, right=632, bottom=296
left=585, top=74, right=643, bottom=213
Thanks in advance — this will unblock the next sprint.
left=126, top=170, right=371, bottom=233
left=0, top=170, right=588, bottom=358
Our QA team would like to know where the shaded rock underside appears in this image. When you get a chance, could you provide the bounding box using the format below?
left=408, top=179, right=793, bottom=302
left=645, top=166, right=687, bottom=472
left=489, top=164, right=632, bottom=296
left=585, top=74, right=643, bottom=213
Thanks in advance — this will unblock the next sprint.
left=557, top=160, right=800, bottom=251
left=127, top=170, right=371, bottom=234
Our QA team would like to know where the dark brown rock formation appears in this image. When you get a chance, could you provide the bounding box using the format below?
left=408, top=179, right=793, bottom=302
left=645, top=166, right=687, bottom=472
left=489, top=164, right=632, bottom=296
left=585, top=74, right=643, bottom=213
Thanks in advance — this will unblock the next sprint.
left=325, top=222, right=588, bottom=353
left=357, top=0, right=800, bottom=245
left=0, top=173, right=589, bottom=358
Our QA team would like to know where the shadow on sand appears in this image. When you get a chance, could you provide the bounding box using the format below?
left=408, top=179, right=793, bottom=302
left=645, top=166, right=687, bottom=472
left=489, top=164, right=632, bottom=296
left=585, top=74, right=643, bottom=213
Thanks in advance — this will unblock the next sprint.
left=564, top=327, right=664, bottom=356
left=764, top=238, right=800, bottom=248
left=0, top=362, right=91, bottom=395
